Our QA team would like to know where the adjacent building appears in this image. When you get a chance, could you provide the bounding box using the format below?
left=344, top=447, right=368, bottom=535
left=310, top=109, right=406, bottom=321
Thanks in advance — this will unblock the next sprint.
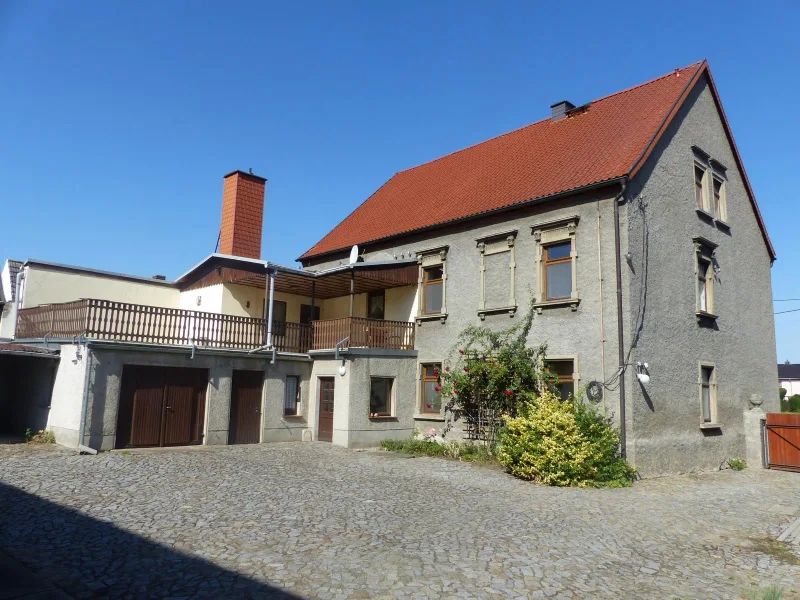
left=0, top=60, right=778, bottom=476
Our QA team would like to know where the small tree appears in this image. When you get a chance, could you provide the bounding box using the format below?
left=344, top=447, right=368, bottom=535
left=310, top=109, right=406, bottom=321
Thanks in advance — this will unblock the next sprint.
left=438, top=301, right=556, bottom=449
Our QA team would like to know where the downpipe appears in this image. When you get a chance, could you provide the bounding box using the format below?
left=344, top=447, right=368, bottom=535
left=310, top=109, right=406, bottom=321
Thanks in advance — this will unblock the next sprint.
left=613, top=178, right=629, bottom=458
left=12, top=268, right=25, bottom=339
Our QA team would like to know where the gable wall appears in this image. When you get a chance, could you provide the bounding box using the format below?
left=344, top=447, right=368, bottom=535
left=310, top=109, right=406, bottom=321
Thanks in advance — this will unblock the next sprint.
left=625, top=76, right=778, bottom=474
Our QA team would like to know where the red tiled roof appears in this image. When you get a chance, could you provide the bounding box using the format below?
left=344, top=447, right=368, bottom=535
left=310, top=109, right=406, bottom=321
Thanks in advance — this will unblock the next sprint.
left=300, top=61, right=774, bottom=262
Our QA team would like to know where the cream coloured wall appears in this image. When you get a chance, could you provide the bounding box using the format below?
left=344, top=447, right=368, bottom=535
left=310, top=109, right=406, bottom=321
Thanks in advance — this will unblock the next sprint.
left=222, top=283, right=313, bottom=322
left=22, top=266, right=179, bottom=309
left=321, top=293, right=367, bottom=320
left=386, top=285, right=417, bottom=322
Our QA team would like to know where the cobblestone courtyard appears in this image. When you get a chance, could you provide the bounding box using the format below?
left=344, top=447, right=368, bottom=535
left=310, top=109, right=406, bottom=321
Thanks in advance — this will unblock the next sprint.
left=1, top=442, right=799, bottom=599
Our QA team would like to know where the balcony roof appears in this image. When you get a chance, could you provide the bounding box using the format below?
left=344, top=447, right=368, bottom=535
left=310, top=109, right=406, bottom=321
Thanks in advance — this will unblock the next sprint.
left=177, top=253, right=418, bottom=299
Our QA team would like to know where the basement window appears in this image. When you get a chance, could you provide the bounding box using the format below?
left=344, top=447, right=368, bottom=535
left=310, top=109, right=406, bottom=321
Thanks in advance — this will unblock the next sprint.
left=369, top=377, right=394, bottom=418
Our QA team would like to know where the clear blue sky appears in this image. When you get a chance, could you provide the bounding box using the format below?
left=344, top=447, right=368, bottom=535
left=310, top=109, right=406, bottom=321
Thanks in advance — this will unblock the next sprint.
left=2, top=1, right=799, bottom=359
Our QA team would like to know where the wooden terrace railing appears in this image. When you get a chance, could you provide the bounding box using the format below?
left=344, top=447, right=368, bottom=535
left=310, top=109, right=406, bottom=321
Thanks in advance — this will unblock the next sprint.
left=16, top=299, right=313, bottom=353
left=311, top=316, right=415, bottom=351
left=15, top=300, right=414, bottom=352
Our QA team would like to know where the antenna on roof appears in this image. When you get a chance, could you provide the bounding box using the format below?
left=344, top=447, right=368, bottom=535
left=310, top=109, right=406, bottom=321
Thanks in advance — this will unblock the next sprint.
left=349, top=245, right=359, bottom=265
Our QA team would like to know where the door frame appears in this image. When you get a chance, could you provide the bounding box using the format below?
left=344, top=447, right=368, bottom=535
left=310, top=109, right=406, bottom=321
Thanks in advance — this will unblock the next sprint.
left=316, top=376, right=335, bottom=442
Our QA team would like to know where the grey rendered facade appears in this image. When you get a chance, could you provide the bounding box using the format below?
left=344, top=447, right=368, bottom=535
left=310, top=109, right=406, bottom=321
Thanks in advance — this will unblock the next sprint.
left=1, top=62, right=777, bottom=477
left=300, top=76, right=778, bottom=475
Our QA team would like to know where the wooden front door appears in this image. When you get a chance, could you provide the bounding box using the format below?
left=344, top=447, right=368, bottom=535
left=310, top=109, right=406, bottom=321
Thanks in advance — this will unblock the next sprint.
left=318, top=377, right=335, bottom=442
left=229, top=370, right=264, bottom=445
left=116, top=366, right=207, bottom=449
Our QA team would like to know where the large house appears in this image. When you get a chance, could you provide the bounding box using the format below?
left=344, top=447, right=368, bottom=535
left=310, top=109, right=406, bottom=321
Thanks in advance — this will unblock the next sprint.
left=0, top=60, right=778, bottom=476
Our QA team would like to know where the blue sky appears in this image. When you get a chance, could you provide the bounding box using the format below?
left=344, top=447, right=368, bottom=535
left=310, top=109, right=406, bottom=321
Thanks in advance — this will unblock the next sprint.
left=1, top=1, right=799, bottom=358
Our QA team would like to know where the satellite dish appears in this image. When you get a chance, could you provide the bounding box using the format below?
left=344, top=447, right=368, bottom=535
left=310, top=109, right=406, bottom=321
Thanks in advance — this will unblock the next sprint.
left=348, top=245, right=359, bottom=264
left=586, top=381, right=603, bottom=403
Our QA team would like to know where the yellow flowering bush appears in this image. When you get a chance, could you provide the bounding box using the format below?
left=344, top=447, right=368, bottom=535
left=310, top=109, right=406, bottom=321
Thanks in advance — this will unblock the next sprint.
left=498, top=391, right=635, bottom=487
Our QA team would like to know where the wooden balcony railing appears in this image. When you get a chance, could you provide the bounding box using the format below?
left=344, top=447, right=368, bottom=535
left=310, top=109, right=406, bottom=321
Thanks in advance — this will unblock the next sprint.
left=16, top=299, right=313, bottom=353
left=311, top=316, right=415, bottom=351
left=16, top=300, right=414, bottom=353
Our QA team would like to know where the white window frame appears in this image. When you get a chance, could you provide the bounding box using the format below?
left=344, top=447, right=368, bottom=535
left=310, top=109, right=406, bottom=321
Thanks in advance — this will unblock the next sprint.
left=693, top=236, right=718, bottom=320
left=698, top=362, right=718, bottom=426
left=369, top=376, right=395, bottom=418
left=531, top=216, right=580, bottom=313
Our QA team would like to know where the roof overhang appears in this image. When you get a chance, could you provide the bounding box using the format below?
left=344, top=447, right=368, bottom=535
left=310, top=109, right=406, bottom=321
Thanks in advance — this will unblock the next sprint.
left=177, top=254, right=419, bottom=299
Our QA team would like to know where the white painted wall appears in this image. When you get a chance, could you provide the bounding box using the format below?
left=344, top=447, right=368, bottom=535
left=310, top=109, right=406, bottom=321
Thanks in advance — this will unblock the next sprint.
left=180, top=284, right=224, bottom=313
left=780, top=379, right=800, bottom=396
left=22, top=265, right=179, bottom=309
left=47, top=344, right=89, bottom=447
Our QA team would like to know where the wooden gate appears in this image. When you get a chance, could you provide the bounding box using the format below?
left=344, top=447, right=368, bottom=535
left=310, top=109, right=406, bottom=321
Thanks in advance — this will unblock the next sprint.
left=766, top=413, right=800, bottom=473
left=318, top=377, right=335, bottom=442
left=116, top=366, right=207, bottom=448
left=229, top=370, right=264, bottom=445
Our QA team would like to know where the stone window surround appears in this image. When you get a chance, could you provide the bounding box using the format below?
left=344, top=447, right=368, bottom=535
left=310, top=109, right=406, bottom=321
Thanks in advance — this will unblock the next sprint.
left=546, top=355, right=580, bottom=396
left=531, top=215, right=580, bottom=313
left=283, top=374, right=302, bottom=418
left=692, top=145, right=729, bottom=227
left=415, top=361, right=445, bottom=421
left=369, top=376, right=396, bottom=419
left=476, top=229, right=518, bottom=320
left=698, top=361, right=720, bottom=429
left=415, top=245, right=449, bottom=325
left=693, top=236, right=718, bottom=322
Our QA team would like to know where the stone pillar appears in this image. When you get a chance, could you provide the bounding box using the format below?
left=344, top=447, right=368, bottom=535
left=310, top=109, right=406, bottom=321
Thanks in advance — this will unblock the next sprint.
left=743, top=393, right=766, bottom=469
left=206, top=363, right=233, bottom=445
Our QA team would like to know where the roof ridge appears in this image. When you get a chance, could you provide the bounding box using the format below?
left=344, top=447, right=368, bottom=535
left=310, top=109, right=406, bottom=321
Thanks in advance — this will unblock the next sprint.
left=392, top=61, right=705, bottom=177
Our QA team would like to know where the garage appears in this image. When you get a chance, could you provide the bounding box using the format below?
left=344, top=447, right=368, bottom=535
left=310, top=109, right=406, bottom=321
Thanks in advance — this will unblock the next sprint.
left=0, top=343, right=59, bottom=440
left=228, top=370, right=264, bottom=444
left=115, top=366, right=208, bottom=448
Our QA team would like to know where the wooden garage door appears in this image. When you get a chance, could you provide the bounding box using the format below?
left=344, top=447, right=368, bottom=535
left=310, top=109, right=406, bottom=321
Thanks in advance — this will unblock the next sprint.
left=229, top=370, right=264, bottom=445
left=116, top=366, right=207, bottom=449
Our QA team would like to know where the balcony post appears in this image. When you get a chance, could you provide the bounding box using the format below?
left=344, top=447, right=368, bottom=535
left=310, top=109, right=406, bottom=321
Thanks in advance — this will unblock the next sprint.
left=265, top=267, right=276, bottom=348
left=349, top=269, right=355, bottom=317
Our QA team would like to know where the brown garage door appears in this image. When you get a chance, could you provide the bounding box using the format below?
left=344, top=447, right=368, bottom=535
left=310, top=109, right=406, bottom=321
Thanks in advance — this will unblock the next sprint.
left=116, top=366, right=207, bottom=449
left=229, top=370, right=264, bottom=445
left=318, top=377, right=334, bottom=442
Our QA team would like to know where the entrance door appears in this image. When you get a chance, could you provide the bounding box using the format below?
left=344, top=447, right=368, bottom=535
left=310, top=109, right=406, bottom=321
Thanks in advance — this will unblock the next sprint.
left=229, top=370, right=264, bottom=445
left=318, top=377, right=335, bottom=442
left=116, top=366, right=207, bottom=449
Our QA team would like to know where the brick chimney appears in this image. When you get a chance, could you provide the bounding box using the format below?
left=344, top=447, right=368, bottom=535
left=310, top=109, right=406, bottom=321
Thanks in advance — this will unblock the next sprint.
left=219, top=170, right=267, bottom=258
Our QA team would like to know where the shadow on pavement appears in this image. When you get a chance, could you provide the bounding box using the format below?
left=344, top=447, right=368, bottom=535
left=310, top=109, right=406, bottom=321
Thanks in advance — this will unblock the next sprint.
left=0, top=482, right=305, bottom=599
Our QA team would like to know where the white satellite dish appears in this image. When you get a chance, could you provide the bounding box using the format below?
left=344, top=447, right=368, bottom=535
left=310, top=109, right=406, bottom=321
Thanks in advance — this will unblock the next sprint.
left=349, top=245, right=359, bottom=264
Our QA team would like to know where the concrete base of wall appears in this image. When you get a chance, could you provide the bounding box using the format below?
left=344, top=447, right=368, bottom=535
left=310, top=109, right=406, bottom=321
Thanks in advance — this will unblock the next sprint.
left=263, top=426, right=311, bottom=443
left=743, top=407, right=766, bottom=469
left=50, top=425, right=79, bottom=449
left=346, top=427, right=412, bottom=449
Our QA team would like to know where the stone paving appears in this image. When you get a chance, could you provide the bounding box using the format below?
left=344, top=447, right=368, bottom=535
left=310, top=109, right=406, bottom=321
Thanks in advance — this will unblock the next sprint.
left=1, top=442, right=799, bottom=600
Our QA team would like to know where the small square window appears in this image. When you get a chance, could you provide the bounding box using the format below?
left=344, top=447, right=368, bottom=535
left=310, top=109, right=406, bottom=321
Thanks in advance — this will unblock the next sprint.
left=369, top=377, right=394, bottom=417
left=284, top=376, right=300, bottom=416
left=421, top=364, right=442, bottom=414
left=546, top=359, right=574, bottom=400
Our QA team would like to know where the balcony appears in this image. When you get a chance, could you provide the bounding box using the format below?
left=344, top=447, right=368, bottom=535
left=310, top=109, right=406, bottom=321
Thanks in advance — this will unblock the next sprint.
left=15, top=299, right=414, bottom=353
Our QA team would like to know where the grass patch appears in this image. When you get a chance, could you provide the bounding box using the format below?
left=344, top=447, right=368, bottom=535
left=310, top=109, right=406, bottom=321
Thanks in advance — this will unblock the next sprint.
left=747, top=537, right=800, bottom=566
left=25, top=429, right=55, bottom=444
left=742, top=585, right=785, bottom=600
left=380, top=438, right=495, bottom=463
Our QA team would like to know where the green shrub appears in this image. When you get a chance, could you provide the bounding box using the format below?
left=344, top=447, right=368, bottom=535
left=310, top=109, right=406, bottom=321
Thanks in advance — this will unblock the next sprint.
left=498, top=391, right=635, bottom=487
left=380, top=438, right=493, bottom=463
left=27, top=429, right=55, bottom=444
left=789, top=394, right=800, bottom=413
left=728, top=457, right=746, bottom=471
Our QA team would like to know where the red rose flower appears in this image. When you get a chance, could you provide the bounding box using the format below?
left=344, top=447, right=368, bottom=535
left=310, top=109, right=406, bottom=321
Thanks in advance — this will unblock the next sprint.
left=426, top=404, right=431, bottom=409
left=464, top=367, right=470, bottom=373
left=433, top=369, right=439, bottom=377
left=458, top=349, right=465, bottom=354
left=505, top=390, right=514, bottom=396
left=445, top=367, right=450, bottom=372
left=433, top=386, right=440, bottom=392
